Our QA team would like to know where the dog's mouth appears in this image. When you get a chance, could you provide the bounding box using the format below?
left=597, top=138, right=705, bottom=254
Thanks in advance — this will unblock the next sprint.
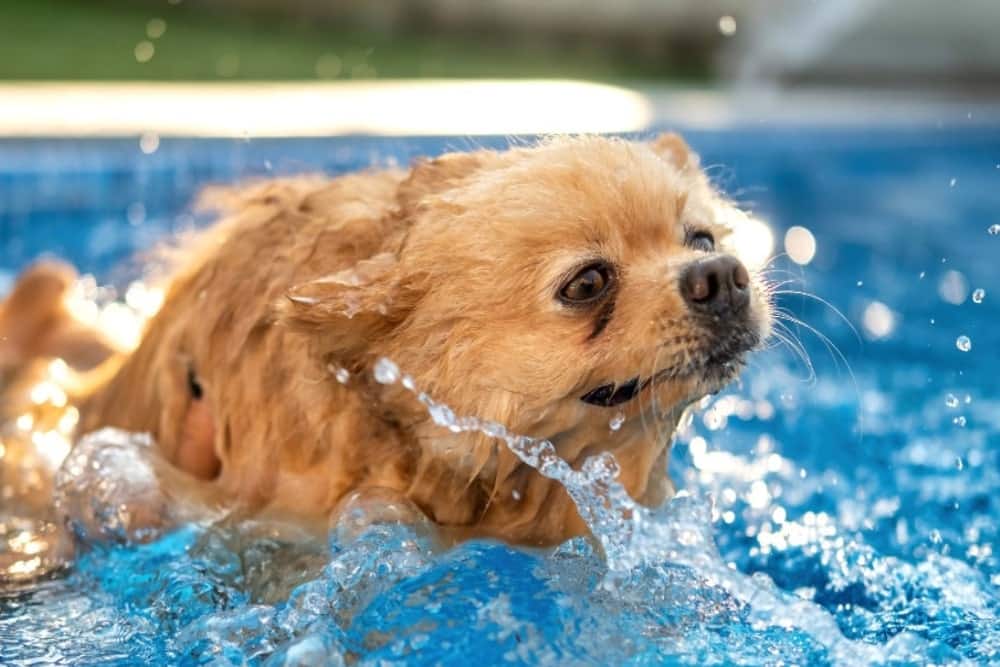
left=579, top=325, right=761, bottom=408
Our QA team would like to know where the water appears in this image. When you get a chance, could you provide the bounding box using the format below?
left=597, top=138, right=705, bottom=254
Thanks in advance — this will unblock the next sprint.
left=2, top=128, right=1000, bottom=664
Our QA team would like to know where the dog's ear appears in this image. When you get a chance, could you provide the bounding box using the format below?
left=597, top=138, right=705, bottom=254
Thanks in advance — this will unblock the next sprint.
left=277, top=252, right=415, bottom=357
left=397, top=150, right=497, bottom=209
left=649, top=132, right=695, bottom=170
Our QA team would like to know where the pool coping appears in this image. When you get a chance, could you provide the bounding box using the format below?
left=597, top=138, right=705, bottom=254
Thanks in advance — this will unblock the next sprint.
left=1, top=81, right=999, bottom=138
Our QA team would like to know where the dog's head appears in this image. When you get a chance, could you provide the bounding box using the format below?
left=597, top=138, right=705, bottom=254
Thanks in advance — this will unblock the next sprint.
left=281, top=134, right=772, bottom=509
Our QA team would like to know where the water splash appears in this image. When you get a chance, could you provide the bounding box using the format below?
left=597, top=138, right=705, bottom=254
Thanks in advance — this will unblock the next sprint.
left=371, top=358, right=879, bottom=663
left=53, top=429, right=174, bottom=544
left=0, top=516, right=73, bottom=584
left=608, top=411, right=625, bottom=432
left=327, top=364, right=350, bottom=384
left=1, top=276, right=994, bottom=663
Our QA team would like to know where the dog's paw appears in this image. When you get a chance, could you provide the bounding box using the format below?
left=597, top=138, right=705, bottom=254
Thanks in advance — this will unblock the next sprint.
left=0, top=260, right=118, bottom=372
left=53, top=428, right=169, bottom=544
left=0, top=261, right=76, bottom=367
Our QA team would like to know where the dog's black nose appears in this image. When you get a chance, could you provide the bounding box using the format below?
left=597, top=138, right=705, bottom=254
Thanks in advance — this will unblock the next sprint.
left=680, top=255, right=751, bottom=314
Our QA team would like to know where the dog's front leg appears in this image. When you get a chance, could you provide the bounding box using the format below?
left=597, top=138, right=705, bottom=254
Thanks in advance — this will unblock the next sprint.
left=54, top=427, right=230, bottom=545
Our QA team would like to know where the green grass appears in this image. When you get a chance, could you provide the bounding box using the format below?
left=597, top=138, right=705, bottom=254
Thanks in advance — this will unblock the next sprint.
left=0, top=0, right=707, bottom=81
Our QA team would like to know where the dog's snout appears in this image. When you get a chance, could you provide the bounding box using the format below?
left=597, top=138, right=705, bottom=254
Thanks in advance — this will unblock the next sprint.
left=680, top=255, right=751, bottom=314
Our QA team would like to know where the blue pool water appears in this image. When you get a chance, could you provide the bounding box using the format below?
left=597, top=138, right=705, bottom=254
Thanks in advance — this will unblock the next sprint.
left=1, top=127, right=999, bottom=665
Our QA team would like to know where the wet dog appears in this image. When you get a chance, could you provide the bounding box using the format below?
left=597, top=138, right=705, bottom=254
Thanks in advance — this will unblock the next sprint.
left=1, top=134, right=771, bottom=546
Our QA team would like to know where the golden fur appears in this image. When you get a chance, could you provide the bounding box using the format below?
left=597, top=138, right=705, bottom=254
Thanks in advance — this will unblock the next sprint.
left=1, top=134, right=770, bottom=546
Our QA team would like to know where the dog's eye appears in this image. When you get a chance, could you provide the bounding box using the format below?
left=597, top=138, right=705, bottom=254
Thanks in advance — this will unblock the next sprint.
left=560, top=263, right=613, bottom=304
left=687, top=230, right=715, bottom=252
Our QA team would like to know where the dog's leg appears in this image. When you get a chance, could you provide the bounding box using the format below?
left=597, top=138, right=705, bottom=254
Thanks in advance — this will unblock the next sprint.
left=2, top=263, right=225, bottom=539
left=0, top=260, right=118, bottom=375
left=55, top=427, right=231, bottom=544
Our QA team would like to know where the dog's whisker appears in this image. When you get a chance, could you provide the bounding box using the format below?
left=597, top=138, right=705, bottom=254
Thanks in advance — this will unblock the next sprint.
left=773, top=316, right=854, bottom=412
left=769, top=322, right=817, bottom=383
left=774, top=312, right=855, bottom=379
left=773, top=310, right=864, bottom=437
left=757, top=268, right=806, bottom=284
left=756, top=251, right=792, bottom=273
left=770, top=289, right=862, bottom=344
left=762, top=278, right=805, bottom=296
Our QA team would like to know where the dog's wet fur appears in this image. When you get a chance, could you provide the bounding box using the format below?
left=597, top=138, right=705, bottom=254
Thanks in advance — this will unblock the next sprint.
left=1, top=134, right=771, bottom=546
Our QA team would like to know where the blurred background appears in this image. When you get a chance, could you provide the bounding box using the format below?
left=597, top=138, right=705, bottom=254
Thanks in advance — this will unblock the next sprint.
left=2, top=0, right=999, bottom=136
left=5, top=0, right=1000, bottom=84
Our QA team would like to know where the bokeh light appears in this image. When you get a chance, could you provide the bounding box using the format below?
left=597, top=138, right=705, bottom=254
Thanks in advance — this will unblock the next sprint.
left=783, top=226, right=816, bottom=265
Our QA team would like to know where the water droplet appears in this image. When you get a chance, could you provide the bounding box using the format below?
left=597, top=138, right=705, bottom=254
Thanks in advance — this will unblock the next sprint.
left=315, top=52, right=343, bottom=78
left=937, top=270, right=968, bottom=304
left=331, top=366, right=349, bottom=384
left=918, top=271, right=926, bottom=279
left=862, top=301, right=895, bottom=339
left=609, top=412, right=625, bottom=431
left=989, top=224, right=1000, bottom=235
left=428, top=403, right=457, bottom=430
left=126, top=202, right=146, bottom=226
left=483, top=421, right=507, bottom=439
left=215, top=53, right=240, bottom=77
left=134, top=40, right=155, bottom=63
left=718, top=15, right=737, bottom=36
left=972, top=288, right=985, bottom=303
left=949, top=177, right=957, bottom=187
left=964, top=394, right=972, bottom=404
left=784, top=226, right=816, bottom=265
left=956, top=335, right=972, bottom=352
left=856, top=280, right=864, bottom=287
left=945, top=393, right=959, bottom=408
left=139, top=132, right=159, bottom=154
left=373, top=358, right=400, bottom=384
left=146, top=18, right=167, bottom=39
left=953, top=416, right=967, bottom=427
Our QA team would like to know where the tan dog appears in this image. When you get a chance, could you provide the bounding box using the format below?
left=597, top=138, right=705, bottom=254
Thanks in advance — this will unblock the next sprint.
left=1, top=134, right=771, bottom=546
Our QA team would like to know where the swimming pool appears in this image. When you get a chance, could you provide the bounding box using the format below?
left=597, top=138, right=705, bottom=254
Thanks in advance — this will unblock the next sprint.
left=1, top=127, right=999, bottom=665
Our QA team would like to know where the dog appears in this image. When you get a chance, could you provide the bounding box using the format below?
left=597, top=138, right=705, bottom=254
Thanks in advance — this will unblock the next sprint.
left=1, top=134, right=771, bottom=547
